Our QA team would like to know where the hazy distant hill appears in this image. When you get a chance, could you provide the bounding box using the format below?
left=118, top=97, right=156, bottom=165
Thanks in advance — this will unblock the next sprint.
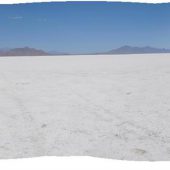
left=106, top=46, right=170, bottom=54
left=0, top=47, right=49, bottom=56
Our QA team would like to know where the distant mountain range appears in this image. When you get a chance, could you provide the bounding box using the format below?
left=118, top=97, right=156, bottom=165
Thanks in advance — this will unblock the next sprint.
left=105, top=46, right=170, bottom=54
left=0, top=46, right=170, bottom=56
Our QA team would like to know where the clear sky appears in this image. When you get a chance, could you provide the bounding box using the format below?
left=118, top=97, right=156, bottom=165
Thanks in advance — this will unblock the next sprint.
left=0, top=2, right=170, bottom=53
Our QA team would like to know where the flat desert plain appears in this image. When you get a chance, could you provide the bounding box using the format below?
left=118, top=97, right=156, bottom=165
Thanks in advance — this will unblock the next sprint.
left=0, top=54, right=170, bottom=160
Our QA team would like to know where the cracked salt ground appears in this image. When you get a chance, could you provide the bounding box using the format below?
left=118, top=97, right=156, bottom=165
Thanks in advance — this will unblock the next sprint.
left=0, top=54, right=170, bottom=160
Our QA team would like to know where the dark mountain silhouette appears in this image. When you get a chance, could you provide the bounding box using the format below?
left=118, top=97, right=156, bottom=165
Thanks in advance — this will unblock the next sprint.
left=0, top=47, right=49, bottom=56
left=106, top=46, right=170, bottom=54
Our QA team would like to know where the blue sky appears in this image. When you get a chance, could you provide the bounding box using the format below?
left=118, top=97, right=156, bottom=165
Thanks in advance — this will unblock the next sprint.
left=0, top=2, right=170, bottom=53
